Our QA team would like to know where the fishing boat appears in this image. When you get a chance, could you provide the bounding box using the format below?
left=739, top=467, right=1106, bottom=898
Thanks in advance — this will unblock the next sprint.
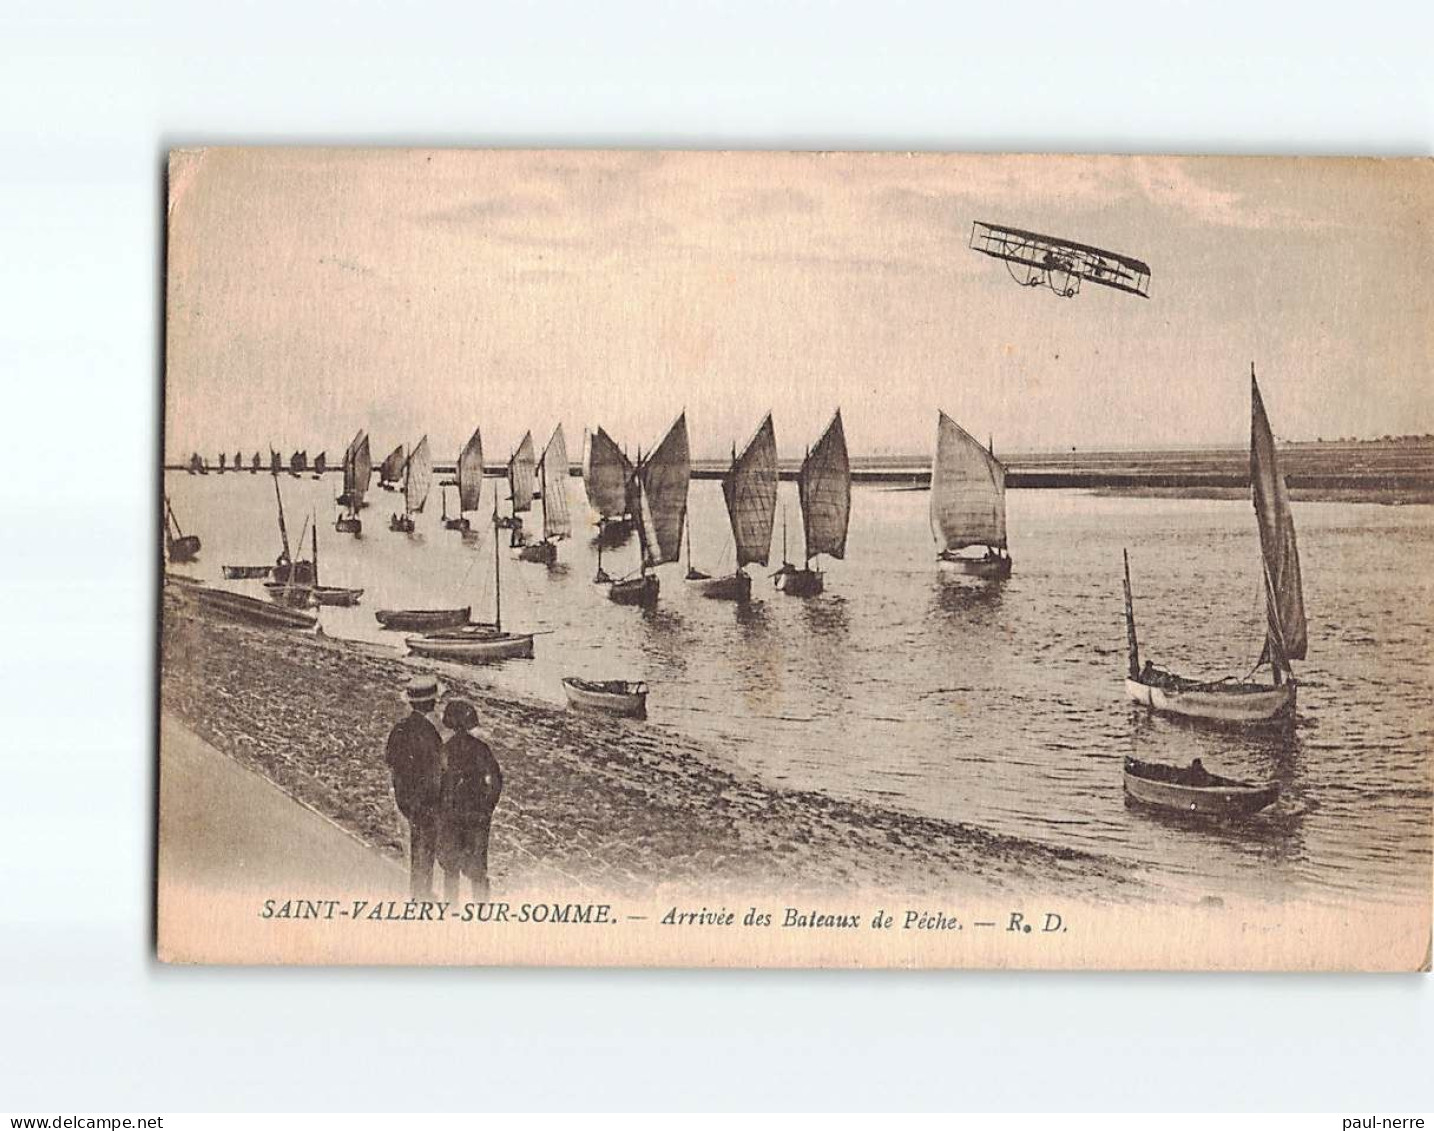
left=375, top=606, right=471, bottom=631
left=164, top=497, right=201, bottom=562
left=407, top=497, right=535, bottom=663
left=583, top=425, right=636, bottom=549
left=499, top=431, right=536, bottom=540
left=1122, top=756, right=1279, bottom=816
left=270, top=474, right=315, bottom=585
left=184, top=582, right=318, bottom=630
left=218, top=452, right=227, bottom=473
left=561, top=678, right=648, bottom=718
left=389, top=435, right=431, bottom=533
left=312, top=451, right=326, bottom=478
left=289, top=450, right=307, bottom=477
left=607, top=414, right=689, bottom=607
left=445, top=428, right=484, bottom=532
left=304, top=512, right=362, bottom=605
left=774, top=410, right=850, bottom=597
left=270, top=450, right=283, bottom=475
left=518, top=425, right=571, bottom=564
left=186, top=453, right=207, bottom=475
left=250, top=452, right=261, bottom=473
left=1123, top=365, right=1306, bottom=726
left=234, top=450, right=243, bottom=473
left=931, top=411, right=1012, bottom=578
left=335, top=430, right=370, bottom=534
left=689, top=413, right=777, bottom=601
left=221, top=564, right=272, bottom=580
left=378, top=444, right=405, bottom=491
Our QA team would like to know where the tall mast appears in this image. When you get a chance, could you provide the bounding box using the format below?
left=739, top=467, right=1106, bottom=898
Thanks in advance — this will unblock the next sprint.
left=273, top=473, right=291, bottom=559
left=312, top=513, right=321, bottom=587
left=1122, top=549, right=1140, bottom=679
left=539, top=450, right=548, bottom=542
left=492, top=494, right=502, bottom=633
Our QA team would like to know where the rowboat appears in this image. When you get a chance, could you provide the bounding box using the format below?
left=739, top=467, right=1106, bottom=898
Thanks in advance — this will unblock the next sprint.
left=222, top=564, right=272, bottom=580
left=689, top=414, right=777, bottom=602
left=931, top=412, right=1012, bottom=577
left=406, top=495, right=535, bottom=665
left=562, top=677, right=648, bottom=718
left=264, top=581, right=316, bottom=608
left=375, top=607, right=471, bottom=631
left=607, top=414, right=689, bottom=607
left=1122, top=756, right=1279, bottom=816
left=774, top=410, right=849, bottom=597
left=406, top=625, right=534, bottom=663
left=184, top=583, right=318, bottom=630
left=1123, top=366, right=1307, bottom=727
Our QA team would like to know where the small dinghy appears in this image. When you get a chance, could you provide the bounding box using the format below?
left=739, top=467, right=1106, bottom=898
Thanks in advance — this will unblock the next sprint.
left=1122, top=756, right=1279, bottom=817
left=375, top=606, right=471, bottom=631
left=221, top=564, right=273, bottom=580
left=562, top=677, right=648, bottom=718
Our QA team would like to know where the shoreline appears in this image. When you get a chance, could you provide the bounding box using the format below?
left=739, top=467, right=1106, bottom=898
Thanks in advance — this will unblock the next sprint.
left=160, top=590, right=1147, bottom=902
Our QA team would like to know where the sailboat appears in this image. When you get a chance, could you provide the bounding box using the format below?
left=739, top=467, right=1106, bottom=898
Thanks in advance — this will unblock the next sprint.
left=1123, top=365, right=1307, bottom=726
left=234, top=450, right=243, bottom=473
left=269, top=473, right=315, bottom=585
left=608, top=413, right=689, bottom=607
left=378, top=444, right=405, bottom=491
left=931, top=411, right=1012, bottom=578
left=389, top=436, right=431, bottom=533
left=290, top=450, right=307, bottom=477
left=270, top=450, right=283, bottom=475
left=218, top=452, right=227, bottom=473
left=312, top=451, right=326, bottom=478
left=304, top=512, right=363, bottom=606
left=774, top=410, right=850, bottom=597
left=250, top=452, right=261, bottom=473
left=689, top=413, right=778, bottom=602
left=164, top=497, right=201, bottom=562
left=445, top=428, right=484, bottom=532
left=336, top=430, right=370, bottom=534
left=406, top=496, right=535, bottom=663
left=519, top=425, right=572, bottom=564
left=500, top=431, right=537, bottom=541
left=583, top=426, right=635, bottom=531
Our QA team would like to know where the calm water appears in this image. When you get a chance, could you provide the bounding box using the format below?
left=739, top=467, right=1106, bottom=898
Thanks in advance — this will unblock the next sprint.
left=165, top=471, right=1433, bottom=901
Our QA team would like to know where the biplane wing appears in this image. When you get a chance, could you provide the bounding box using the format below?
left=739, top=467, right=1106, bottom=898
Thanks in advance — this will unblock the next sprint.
left=970, top=221, right=1151, bottom=299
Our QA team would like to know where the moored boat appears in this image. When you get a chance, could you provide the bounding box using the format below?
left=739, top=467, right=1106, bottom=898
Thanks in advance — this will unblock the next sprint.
left=182, top=582, right=318, bottom=629
left=931, top=411, right=1011, bottom=578
left=222, top=564, right=273, bottom=580
left=774, top=409, right=849, bottom=597
left=1123, top=366, right=1306, bottom=727
left=1122, top=756, right=1279, bottom=816
left=690, top=413, right=777, bottom=602
left=164, top=497, right=201, bottom=562
left=375, top=606, right=471, bottom=631
left=562, top=677, right=648, bottom=718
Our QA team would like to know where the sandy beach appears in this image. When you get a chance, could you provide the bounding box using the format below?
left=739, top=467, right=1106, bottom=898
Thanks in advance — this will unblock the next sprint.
left=160, top=586, right=1146, bottom=902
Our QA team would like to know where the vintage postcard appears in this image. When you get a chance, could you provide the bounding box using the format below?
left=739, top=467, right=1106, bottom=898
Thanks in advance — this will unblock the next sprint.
left=159, top=149, right=1432, bottom=969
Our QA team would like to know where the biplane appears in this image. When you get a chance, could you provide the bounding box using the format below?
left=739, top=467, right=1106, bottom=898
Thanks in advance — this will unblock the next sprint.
left=969, top=221, right=1151, bottom=299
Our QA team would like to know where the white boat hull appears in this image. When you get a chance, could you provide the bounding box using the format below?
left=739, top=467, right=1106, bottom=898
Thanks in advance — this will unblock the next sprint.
left=1125, top=677, right=1295, bottom=726
left=406, top=632, right=534, bottom=663
left=562, top=679, right=648, bottom=718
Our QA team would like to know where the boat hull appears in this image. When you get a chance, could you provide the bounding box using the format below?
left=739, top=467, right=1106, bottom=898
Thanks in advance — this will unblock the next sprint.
left=185, top=584, right=317, bottom=629
left=264, top=582, right=316, bottom=608
left=312, top=585, right=363, bottom=607
left=389, top=514, right=415, bottom=533
left=406, top=631, right=534, bottom=663
left=375, top=607, right=471, bottom=631
left=334, top=516, right=362, bottom=535
left=1125, top=675, right=1296, bottom=726
left=167, top=535, right=201, bottom=562
left=608, top=575, right=659, bottom=606
left=517, top=540, right=557, bottom=564
left=221, top=564, right=272, bottom=580
left=938, top=553, right=1011, bottom=579
left=561, top=678, right=648, bottom=718
left=1122, top=757, right=1279, bottom=816
left=774, top=566, right=823, bottom=597
left=694, top=572, right=752, bottom=601
left=444, top=517, right=471, bottom=532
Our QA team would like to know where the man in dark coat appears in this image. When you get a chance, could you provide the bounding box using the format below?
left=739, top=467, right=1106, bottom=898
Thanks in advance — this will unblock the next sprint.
left=385, top=674, right=444, bottom=899
left=438, top=698, right=503, bottom=903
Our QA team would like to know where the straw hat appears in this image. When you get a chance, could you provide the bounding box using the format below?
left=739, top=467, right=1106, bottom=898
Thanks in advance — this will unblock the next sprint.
left=405, top=674, right=439, bottom=704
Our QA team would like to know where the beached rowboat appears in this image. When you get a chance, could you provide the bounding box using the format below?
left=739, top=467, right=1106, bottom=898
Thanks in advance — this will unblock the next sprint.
left=561, top=678, right=648, bottom=718
left=375, top=607, right=471, bottom=631
left=183, top=583, right=318, bottom=630
left=1122, top=756, right=1279, bottom=816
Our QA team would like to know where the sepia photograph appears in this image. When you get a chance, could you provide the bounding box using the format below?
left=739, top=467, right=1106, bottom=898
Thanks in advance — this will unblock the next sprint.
left=156, top=149, right=1432, bottom=970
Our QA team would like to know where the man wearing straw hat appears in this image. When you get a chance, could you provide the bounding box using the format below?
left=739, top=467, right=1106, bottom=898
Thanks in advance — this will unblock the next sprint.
left=384, top=674, right=444, bottom=899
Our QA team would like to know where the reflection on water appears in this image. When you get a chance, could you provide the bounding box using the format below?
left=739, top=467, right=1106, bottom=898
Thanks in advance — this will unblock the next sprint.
left=166, top=471, right=1433, bottom=900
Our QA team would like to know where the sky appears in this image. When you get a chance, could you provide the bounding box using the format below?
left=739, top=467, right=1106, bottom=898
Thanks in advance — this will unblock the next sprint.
left=165, top=150, right=1433, bottom=462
